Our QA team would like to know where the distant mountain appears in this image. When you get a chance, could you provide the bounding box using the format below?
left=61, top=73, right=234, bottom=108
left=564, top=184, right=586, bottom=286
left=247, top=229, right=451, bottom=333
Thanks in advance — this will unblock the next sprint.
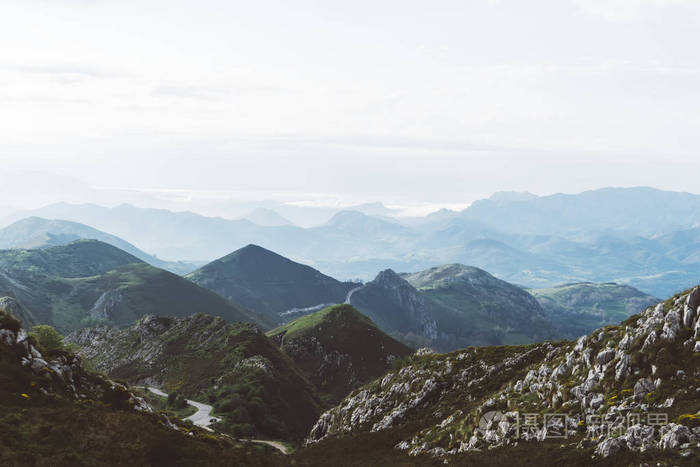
left=463, top=186, right=700, bottom=237
left=8, top=187, right=700, bottom=296
left=529, top=282, right=659, bottom=338
left=0, top=240, right=263, bottom=333
left=0, top=217, right=198, bottom=275
left=403, top=264, right=554, bottom=346
left=187, top=245, right=359, bottom=325
left=487, top=191, right=539, bottom=203
left=68, top=313, right=321, bottom=442
left=0, top=309, right=273, bottom=466
left=267, top=305, right=412, bottom=404
left=243, top=208, right=294, bottom=227
left=347, top=266, right=554, bottom=351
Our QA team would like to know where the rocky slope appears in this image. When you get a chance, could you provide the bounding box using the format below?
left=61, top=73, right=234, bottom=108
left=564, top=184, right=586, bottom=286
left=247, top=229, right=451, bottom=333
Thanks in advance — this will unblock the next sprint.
left=0, top=240, right=263, bottom=332
left=348, top=267, right=554, bottom=351
left=530, top=282, right=659, bottom=338
left=267, top=305, right=413, bottom=404
left=0, top=296, right=37, bottom=328
left=0, top=304, right=278, bottom=466
left=187, top=244, right=359, bottom=325
left=304, top=287, right=700, bottom=464
left=67, top=313, right=322, bottom=442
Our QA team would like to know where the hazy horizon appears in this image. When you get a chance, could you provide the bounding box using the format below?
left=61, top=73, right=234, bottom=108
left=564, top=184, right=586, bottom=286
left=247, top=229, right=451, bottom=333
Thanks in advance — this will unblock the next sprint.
left=2, top=0, right=700, bottom=217
left=2, top=170, right=700, bottom=225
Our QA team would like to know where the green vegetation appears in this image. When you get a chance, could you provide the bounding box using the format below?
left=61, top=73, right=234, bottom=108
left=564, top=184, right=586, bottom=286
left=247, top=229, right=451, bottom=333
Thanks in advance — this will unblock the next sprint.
left=0, top=308, right=282, bottom=466
left=30, top=325, right=68, bottom=353
left=349, top=266, right=554, bottom=352
left=134, top=388, right=197, bottom=419
left=187, top=244, right=358, bottom=324
left=268, top=305, right=412, bottom=404
left=0, top=240, right=265, bottom=333
left=69, top=313, right=322, bottom=443
left=530, top=282, right=658, bottom=338
left=268, top=304, right=373, bottom=341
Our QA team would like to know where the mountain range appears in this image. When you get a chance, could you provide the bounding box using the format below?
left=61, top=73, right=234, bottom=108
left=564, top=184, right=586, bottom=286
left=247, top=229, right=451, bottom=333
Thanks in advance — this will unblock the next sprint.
left=346, top=267, right=555, bottom=351
left=0, top=240, right=262, bottom=333
left=2, top=187, right=700, bottom=296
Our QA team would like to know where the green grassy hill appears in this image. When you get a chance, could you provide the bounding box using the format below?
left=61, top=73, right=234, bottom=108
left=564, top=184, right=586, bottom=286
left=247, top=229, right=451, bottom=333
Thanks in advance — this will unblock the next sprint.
left=187, top=244, right=359, bottom=325
left=0, top=240, right=265, bottom=332
left=68, top=313, right=322, bottom=443
left=529, top=282, right=659, bottom=338
left=267, top=305, right=413, bottom=404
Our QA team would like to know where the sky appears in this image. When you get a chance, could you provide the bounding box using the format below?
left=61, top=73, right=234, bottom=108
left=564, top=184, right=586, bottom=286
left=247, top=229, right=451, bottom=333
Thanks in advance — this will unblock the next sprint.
left=1, top=0, right=699, bottom=216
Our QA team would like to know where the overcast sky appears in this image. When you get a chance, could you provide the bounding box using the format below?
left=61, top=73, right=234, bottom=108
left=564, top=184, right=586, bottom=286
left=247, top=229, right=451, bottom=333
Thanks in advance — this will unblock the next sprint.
left=1, top=0, right=699, bottom=215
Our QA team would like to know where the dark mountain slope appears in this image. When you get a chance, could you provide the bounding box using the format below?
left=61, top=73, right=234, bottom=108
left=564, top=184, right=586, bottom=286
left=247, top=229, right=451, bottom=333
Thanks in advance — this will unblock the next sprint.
left=267, top=304, right=413, bottom=404
left=187, top=244, right=358, bottom=324
left=68, top=313, right=321, bottom=442
left=0, top=240, right=263, bottom=332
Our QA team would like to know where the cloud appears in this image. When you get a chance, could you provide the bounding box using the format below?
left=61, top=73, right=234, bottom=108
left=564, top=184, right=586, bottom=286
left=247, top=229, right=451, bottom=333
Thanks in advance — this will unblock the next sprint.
left=0, top=63, right=128, bottom=79
left=150, top=85, right=222, bottom=101
left=571, top=0, right=700, bottom=22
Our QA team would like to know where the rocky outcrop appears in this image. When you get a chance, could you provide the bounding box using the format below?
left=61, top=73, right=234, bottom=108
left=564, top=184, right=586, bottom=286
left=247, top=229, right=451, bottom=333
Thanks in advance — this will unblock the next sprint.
left=0, top=306, right=151, bottom=412
left=305, top=286, right=700, bottom=461
left=0, top=296, right=37, bottom=327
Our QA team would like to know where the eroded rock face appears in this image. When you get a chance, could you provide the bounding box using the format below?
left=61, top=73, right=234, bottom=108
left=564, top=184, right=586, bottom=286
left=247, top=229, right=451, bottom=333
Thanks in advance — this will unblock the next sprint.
left=305, top=286, right=700, bottom=460
left=0, top=309, right=151, bottom=413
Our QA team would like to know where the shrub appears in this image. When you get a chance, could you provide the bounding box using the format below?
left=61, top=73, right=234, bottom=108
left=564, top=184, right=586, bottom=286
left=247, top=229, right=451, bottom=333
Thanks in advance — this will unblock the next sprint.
left=30, top=325, right=66, bottom=353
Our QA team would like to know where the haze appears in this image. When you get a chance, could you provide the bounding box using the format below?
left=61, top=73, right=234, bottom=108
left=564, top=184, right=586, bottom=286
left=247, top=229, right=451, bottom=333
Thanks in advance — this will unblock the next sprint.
left=1, top=0, right=699, bottom=216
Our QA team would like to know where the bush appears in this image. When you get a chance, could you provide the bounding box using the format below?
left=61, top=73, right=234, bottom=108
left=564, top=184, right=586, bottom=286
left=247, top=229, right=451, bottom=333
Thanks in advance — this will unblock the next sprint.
left=30, top=325, right=66, bottom=353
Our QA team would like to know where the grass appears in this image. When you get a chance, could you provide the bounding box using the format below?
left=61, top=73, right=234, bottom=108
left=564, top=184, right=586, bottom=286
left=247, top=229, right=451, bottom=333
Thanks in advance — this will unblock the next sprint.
left=267, top=304, right=374, bottom=340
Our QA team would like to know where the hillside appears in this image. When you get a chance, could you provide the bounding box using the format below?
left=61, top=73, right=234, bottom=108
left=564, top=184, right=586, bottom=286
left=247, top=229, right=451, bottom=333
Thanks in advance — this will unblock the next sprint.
left=67, top=313, right=322, bottom=442
left=347, top=267, right=554, bottom=351
left=0, top=306, right=279, bottom=466
left=300, top=287, right=700, bottom=465
left=0, top=240, right=262, bottom=332
left=0, top=217, right=198, bottom=275
left=530, top=282, right=660, bottom=338
left=267, top=305, right=413, bottom=404
left=187, top=245, right=359, bottom=325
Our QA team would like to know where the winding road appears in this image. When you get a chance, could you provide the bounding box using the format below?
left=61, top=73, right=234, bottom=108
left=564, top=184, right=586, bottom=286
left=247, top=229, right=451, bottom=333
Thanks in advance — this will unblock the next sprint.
left=146, top=387, right=221, bottom=431
left=344, top=285, right=364, bottom=304
left=144, top=387, right=289, bottom=454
